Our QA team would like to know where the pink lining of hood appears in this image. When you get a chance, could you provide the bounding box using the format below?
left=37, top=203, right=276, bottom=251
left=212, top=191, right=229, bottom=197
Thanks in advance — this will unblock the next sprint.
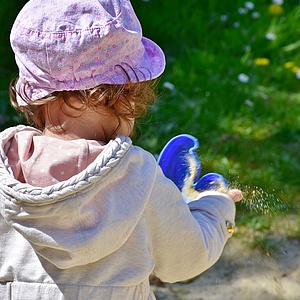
left=6, top=131, right=106, bottom=187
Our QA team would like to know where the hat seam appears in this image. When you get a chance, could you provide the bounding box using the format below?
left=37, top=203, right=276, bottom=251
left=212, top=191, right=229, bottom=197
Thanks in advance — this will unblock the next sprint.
left=14, top=11, right=123, bottom=35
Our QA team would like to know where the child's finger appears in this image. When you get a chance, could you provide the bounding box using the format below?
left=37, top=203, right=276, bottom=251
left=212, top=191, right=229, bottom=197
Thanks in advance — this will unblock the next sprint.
left=227, top=189, right=243, bottom=203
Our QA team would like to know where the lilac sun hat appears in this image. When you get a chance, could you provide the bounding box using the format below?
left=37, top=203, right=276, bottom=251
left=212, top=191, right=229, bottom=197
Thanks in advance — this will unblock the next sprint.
left=10, top=0, right=166, bottom=106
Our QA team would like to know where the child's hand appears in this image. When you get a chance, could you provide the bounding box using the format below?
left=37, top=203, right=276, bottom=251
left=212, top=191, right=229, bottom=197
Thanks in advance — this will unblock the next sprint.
left=227, top=189, right=243, bottom=203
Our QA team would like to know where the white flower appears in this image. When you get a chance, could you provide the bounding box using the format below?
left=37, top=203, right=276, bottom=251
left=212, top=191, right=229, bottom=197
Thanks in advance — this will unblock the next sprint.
left=244, top=2, right=255, bottom=10
left=296, top=70, right=300, bottom=79
left=238, top=7, right=248, bottom=14
left=245, top=99, right=254, bottom=107
left=251, top=11, right=261, bottom=19
left=238, top=73, right=250, bottom=83
left=220, top=14, right=229, bottom=22
left=163, top=81, right=175, bottom=91
left=272, top=0, right=284, bottom=5
left=266, top=32, right=277, bottom=40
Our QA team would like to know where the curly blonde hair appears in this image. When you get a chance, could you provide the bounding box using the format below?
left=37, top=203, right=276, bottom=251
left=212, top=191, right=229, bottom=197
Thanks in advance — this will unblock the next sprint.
left=9, top=75, right=158, bottom=134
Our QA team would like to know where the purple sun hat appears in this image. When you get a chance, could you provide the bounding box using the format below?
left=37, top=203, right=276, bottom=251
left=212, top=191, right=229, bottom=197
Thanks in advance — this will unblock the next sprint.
left=10, top=0, right=166, bottom=106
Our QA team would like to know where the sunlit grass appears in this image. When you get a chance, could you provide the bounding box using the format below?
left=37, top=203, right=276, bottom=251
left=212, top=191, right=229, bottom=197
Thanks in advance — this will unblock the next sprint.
left=132, top=0, right=300, bottom=231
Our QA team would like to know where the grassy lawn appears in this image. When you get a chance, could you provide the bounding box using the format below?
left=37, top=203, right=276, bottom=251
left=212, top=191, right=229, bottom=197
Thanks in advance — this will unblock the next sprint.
left=1, top=0, right=300, bottom=248
left=132, top=0, right=300, bottom=245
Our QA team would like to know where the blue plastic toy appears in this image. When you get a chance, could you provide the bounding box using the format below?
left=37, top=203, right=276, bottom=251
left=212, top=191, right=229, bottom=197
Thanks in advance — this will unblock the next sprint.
left=157, top=134, right=229, bottom=199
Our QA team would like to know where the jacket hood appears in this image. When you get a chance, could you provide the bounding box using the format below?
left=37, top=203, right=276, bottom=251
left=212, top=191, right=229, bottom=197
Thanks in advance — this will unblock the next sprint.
left=0, top=125, right=155, bottom=269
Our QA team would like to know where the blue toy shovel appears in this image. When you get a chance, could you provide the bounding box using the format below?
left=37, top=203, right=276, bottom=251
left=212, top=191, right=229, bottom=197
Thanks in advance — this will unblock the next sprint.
left=157, top=134, right=229, bottom=200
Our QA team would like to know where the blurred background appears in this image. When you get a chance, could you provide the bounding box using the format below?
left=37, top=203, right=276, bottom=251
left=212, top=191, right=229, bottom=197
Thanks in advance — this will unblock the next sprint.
left=1, top=0, right=300, bottom=260
left=133, top=0, right=300, bottom=246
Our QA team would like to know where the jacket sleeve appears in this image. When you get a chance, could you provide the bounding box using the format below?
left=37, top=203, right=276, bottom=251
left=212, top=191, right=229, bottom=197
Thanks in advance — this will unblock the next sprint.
left=146, top=164, right=235, bottom=283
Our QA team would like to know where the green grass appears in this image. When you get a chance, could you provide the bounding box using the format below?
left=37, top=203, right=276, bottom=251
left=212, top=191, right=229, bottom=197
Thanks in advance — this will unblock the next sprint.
left=131, top=0, right=300, bottom=235
left=1, top=0, right=300, bottom=241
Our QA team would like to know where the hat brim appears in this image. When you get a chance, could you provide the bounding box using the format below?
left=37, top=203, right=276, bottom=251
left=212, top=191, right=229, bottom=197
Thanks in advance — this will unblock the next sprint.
left=15, top=37, right=166, bottom=106
left=142, top=37, right=166, bottom=80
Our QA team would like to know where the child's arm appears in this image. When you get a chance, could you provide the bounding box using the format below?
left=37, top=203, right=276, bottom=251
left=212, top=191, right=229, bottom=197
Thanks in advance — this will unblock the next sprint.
left=146, top=166, right=237, bottom=283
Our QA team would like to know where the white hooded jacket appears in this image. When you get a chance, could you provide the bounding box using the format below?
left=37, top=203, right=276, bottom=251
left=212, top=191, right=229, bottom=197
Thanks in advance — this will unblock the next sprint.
left=0, top=125, right=235, bottom=299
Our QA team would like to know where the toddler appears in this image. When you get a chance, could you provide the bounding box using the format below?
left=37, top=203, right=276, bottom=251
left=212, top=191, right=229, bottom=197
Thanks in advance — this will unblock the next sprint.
left=0, top=0, right=242, bottom=299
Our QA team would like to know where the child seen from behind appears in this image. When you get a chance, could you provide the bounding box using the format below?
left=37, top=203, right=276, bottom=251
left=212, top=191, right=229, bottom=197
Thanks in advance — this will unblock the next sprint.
left=0, top=0, right=242, bottom=299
